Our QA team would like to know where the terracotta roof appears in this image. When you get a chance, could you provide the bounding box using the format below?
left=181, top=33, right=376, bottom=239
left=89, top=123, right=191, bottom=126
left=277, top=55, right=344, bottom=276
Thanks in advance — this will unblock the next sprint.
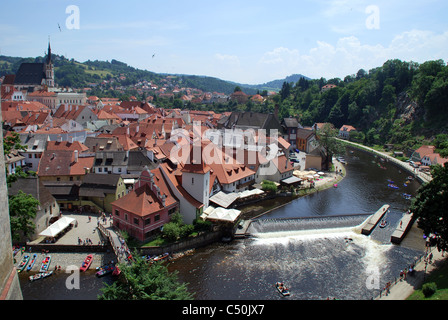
left=159, top=162, right=204, bottom=209
left=112, top=167, right=178, bottom=217
left=274, top=155, right=294, bottom=174
left=97, top=133, right=139, bottom=151
left=37, top=150, right=94, bottom=177
left=415, top=145, right=436, bottom=158
left=181, top=145, right=211, bottom=174
left=340, top=125, right=357, bottom=132
left=46, top=140, right=89, bottom=152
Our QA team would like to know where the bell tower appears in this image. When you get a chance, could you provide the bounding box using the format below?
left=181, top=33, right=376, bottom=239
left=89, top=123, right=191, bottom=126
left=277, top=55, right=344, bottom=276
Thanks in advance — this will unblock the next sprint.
left=45, top=39, right=55, bottom=88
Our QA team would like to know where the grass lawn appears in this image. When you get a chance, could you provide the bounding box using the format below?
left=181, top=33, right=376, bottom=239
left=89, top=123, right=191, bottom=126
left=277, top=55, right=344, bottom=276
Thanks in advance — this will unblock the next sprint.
left=407, top=260, right=448, bottom=300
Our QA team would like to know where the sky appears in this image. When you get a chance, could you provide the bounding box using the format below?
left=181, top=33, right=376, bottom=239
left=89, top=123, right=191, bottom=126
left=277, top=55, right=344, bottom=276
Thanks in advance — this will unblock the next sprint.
left=1, top=0, right=448, bottom=84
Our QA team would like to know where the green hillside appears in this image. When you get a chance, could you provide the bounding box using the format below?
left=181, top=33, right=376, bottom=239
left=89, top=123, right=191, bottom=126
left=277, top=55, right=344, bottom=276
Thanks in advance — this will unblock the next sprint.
left=0, top=54, right=259, bottom=95
left=273, top=59, right=448, bottom=152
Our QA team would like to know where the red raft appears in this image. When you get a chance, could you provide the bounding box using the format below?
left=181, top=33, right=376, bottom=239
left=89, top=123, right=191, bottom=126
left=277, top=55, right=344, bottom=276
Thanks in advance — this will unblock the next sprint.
left=80, top=254, right=93, bottom=272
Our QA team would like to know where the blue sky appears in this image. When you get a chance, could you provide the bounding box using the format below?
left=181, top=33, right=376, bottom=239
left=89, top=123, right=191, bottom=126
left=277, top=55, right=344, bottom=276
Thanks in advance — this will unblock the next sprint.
left=1, top=0, right=448, bottom=84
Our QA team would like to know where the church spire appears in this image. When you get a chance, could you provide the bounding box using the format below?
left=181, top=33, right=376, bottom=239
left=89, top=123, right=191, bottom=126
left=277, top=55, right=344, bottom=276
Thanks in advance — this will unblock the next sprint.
left=47, top=37, right=52, bottom=64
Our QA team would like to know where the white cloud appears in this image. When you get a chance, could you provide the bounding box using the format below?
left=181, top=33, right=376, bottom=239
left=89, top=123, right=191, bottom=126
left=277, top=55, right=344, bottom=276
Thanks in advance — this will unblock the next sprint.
left=214, top=53, right=240, bottom=67
left=257, top=30, right=448, bottom=81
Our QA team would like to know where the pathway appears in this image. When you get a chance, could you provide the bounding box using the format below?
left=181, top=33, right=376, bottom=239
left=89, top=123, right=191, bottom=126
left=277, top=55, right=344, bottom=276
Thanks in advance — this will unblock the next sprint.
left=377, top=247, right=446, bottom=300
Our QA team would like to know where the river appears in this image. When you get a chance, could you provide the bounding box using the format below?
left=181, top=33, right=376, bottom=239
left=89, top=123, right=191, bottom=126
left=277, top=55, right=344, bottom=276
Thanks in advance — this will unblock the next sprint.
left=167, top=148, right=426, bottom=300
left=19, top=147, right=426, bottom=300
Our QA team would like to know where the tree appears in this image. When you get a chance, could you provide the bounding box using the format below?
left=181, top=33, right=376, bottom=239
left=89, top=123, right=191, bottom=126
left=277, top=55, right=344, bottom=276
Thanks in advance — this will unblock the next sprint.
left=410, top=163, right=448, bottom=252
left=162, top=212, right=194, bottom=241
left=315, top=123, right=345, bottom=170
left=98, top=254, right=194, bottom=300
left=9, top=190, right=39, bottom=241
left=3, top=132, right=26, bottom=155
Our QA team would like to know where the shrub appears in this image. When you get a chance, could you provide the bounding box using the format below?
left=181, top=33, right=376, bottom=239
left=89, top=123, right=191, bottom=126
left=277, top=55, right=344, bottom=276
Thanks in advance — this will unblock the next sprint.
left=422, top=282, right=437, bottom=298
left=262, top=180, right=278, bottom=193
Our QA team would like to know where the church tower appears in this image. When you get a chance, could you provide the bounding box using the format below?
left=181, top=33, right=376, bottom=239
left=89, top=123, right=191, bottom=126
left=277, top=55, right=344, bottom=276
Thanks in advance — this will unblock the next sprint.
left=45, top=40, right=55, bottom=88
left=181, top=144, right=211, bottom=209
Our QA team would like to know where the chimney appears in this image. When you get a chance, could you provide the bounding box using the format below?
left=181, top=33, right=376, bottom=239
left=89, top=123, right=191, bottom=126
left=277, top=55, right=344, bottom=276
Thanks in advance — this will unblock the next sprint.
left=74, top=150, right=79, bottom=163
left=126, top=127, right=130, bottom=136
left=161, top=194, right=166, bottom=206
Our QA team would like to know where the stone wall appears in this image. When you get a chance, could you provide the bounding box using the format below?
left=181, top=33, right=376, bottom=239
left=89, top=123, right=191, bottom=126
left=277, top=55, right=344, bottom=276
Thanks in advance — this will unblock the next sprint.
left=0, top=111, right=23, bottom=300
left=138, top=231, right=223, bottom=256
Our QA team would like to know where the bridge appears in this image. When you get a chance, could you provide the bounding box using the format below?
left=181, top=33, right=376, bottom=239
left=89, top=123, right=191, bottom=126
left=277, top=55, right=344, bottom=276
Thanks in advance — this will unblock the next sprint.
left=97, top=223, right=131, bottom=264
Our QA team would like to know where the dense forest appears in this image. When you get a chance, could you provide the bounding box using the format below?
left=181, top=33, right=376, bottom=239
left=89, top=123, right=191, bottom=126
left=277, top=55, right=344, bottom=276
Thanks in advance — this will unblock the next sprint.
left=277, top=59, right=448, bottom=152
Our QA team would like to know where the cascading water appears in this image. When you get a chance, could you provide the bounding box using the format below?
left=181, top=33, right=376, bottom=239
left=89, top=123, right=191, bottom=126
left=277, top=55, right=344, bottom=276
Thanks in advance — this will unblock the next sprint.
left=239, top=214, right=395, bottom=299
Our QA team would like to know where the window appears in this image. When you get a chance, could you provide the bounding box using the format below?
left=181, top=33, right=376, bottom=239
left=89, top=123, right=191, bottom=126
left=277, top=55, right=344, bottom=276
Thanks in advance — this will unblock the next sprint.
left=192, top=177, right=194, bottom=185
left=155, top=214, right=160, bottom=222
left=124, top=213, right=128, bottom=221
left=134, top=218, right=139, bottom=225
left=115, top=209, right=120, bottom=216
left=145, top=218, right=151, bottom=225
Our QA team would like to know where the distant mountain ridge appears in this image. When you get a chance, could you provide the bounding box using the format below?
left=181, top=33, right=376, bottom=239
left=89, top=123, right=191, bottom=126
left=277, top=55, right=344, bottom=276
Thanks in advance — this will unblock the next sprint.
left=0, top=54, right=309, bottom=95
left=240, top=74, right=311, bottom=92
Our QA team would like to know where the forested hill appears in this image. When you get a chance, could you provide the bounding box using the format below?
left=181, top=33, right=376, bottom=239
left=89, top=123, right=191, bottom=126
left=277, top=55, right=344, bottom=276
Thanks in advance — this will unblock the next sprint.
left=1, top=54, right=264, bottom=95
left=275, top=59, right=448, bottom=151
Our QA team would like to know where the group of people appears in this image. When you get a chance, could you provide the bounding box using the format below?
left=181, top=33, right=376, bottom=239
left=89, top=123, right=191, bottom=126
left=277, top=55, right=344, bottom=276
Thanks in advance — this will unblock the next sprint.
left=97, top=211, right=113, bottom=226
left=78, top=237, right=104, bottom=246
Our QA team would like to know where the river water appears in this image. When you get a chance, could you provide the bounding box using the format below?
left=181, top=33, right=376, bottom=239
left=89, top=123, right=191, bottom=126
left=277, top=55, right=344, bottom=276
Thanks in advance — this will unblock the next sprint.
left=167, top=148, right=426, bottom=300
left=19, top=148, right=426, bottom=300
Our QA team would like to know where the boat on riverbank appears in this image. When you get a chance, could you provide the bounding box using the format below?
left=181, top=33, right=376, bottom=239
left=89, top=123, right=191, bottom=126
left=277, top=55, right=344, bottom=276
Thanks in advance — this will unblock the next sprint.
left=27, top=254, right=37, bottom=271
left=39, top=255, right=51, bottom=273
left=96, top=262, right=115, bottom=277
left=153, top=253, right=170, bottom=262
left=29, top=271, right=53, bottom=282
left=80, top=254, right=93, bottom=272
left=17, top=255, right=30, bottom=273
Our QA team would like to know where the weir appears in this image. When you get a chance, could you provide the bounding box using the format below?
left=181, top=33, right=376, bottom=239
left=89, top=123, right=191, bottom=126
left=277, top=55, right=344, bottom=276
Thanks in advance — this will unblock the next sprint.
left=237, top=213, right=374, bottom=238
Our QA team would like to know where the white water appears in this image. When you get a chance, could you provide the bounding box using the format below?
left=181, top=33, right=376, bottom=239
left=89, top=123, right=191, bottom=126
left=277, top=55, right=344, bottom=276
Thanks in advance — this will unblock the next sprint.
left=249, top=221, right=394, bottom=288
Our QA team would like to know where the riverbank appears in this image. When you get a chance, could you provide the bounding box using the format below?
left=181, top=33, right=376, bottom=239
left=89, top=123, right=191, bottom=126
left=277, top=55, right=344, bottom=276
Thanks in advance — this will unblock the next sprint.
left=378, top=246, right=447, bottom=300
left=239, top=160, right=347, bottom=220
left=14, top=250, right=116, bottom=272
left=337, top=138, right=432, bottom=184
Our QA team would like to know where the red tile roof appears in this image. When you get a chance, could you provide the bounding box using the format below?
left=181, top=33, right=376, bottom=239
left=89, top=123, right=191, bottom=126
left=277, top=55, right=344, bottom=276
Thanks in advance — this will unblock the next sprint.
left=37, top=150, right=94, bottom=177
left=112, top=167, right=178, bottom=217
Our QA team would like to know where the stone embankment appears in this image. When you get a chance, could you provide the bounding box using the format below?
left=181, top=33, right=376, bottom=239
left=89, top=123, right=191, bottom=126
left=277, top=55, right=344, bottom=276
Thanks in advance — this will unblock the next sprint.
left=337, top=138, right=432, bottom=184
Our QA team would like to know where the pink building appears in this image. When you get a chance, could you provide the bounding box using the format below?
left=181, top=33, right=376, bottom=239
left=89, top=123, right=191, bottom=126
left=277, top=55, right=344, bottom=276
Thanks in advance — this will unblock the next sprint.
left=111, top=167, right=179, bottom=241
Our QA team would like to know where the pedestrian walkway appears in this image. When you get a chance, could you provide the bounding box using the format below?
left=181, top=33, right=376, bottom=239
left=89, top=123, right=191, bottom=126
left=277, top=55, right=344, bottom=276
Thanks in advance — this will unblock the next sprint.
left=377, top=247, right=447, bottom=300
left=97, top=220, right=131, bottom=264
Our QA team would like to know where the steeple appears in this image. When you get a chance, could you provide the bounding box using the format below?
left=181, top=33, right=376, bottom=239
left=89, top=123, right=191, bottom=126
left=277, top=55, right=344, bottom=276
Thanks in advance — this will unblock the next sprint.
left=46, top=38, right=52, bottom=64
left=45, top=38, right=55, bottom=88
